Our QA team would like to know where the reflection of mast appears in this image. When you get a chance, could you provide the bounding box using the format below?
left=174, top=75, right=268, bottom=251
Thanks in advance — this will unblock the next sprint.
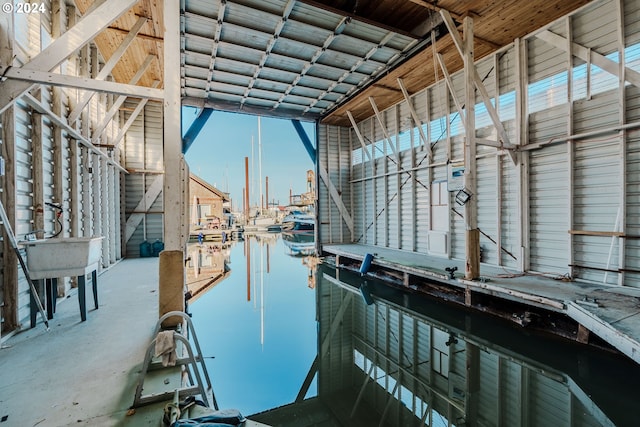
left=253, top=240, right=257, bottom=309
left=251, top=136, right=254, bottom=210
left=260, top=239, right=264, bottom=348
left=244, top=157, right=249, bottom=222
left=245, top=238, right=251, bottom=301
left=258, top=116, right=263, bottom=214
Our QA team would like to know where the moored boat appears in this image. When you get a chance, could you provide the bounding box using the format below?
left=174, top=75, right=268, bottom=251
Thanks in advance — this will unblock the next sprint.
left=281, top=210, right=314, bottom=232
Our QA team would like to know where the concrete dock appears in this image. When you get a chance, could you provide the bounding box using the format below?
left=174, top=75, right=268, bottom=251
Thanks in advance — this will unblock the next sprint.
left=0, top=258, right=268, bottom=427
left=0, top=258, right=164, bottom=426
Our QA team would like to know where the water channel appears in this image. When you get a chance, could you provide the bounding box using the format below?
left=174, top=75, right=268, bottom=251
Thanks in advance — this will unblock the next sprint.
left=186, top=234, right=640, bottom=427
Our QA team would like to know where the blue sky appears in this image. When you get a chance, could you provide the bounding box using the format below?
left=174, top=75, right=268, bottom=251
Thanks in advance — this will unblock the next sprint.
left=183, top=107, right=315, bottom=210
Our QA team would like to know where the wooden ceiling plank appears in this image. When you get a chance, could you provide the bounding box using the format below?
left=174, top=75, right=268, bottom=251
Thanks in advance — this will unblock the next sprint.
left=106, top=26, right=164, bottom=43
left=92, top=54, right=156, bottom=142
left=296, top=0, right=421, bottom=38
left=407, top=0, right=463, bottom=21
left=323, top=1, right=591, bottom=126
left=69, top=15, right=148, bottom=123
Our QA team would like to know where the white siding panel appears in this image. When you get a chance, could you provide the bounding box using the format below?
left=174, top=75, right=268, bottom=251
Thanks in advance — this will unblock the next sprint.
left=477, top=156, right=499, bottom=265
left=387, top=171, right=399, bottom=249
left=625, top=0, right=640, bottom=45
left=415, top=165, right=429, bottom=253
left=573, top=139, right=622, bottom=283
left=529, top=142, right=569, bottom=274
left=572, top=0, right=618, bottom=55
left=318, top=124, right=331, bottom=244
left=15, top=101, right=34, bottom=326
left=571, top=88, right=623, bottom=282
left=399, top=131, right=415, bottom=251
left=353, top=167, right=365, bottom=244
left=319, top=124, right=351, bottom=245
left=375, top=159, right=385, bottom=246
left=625, top=128, right=640, bottom=286
left=500, top=156, right=520, bottom=269
left=124, top=102, right=164, bottom=256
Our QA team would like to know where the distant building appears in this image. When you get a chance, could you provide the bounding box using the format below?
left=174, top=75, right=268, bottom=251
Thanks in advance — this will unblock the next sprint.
left=289, top=169, right=315, bottom=207
left=189, top=173, right=231, bottom=231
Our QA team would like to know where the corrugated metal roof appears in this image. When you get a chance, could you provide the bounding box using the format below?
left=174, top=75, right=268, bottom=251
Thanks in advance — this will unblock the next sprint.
left=70, top=0, right=592, bottom=126
left=181, top=0, right=421, bottom=121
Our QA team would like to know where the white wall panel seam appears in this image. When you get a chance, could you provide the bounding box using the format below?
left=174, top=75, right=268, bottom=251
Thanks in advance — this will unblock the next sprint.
left=567, top=16, right=576, bottom=278
left=617, top=0, right=627, bottom=285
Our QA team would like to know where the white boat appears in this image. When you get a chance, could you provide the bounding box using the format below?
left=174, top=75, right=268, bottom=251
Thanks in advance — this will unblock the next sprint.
left=281, top=210, right=314, bottom=232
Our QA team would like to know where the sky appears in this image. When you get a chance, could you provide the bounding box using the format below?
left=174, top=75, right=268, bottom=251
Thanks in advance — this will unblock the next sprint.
left=182, top=107, right=315, bottom=211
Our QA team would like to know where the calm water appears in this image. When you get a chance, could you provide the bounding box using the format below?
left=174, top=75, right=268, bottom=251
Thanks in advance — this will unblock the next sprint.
left=186, top=234, right=640, bottom=426
left=188, top=234, right=318, bottom=416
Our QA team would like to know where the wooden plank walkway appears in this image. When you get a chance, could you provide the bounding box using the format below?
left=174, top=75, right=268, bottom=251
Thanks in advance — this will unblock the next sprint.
left=322, top=243, right=640, bottom=364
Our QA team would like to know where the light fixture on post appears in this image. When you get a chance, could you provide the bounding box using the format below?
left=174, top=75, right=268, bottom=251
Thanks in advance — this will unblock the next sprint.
left=455, top=188, right=472, bottom=206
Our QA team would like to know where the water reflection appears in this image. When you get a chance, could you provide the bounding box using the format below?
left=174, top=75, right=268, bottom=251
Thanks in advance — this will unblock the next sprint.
left=185, top=242, right=231, bottom=302
left=188, top=240, right=640, bottom=427
left=187, top=235, right=318, bottom=416
left=282, top=231, right=315, bottom=257
left=255, top=265, right=638, bottom=427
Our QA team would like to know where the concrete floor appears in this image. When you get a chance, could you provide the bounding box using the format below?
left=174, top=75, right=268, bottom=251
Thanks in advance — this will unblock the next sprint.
left=0, top=258, right=171, bottom=426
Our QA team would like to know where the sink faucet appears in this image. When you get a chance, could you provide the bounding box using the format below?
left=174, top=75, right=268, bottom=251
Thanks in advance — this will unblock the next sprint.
left=25, top=229, right=47, bottom=241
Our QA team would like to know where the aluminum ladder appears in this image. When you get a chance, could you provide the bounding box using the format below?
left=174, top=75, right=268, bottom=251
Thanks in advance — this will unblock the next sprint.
left=132, top=311, right=217, bottom=409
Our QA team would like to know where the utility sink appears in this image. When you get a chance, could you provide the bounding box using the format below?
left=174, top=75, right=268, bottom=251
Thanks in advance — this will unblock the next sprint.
left=22, top=236, right=104, bottom=279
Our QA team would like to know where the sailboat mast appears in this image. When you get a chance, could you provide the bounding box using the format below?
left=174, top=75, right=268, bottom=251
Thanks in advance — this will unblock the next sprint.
left=251, top=135, right=254, bottom=213
left=258, top=116, right=263, bottom=215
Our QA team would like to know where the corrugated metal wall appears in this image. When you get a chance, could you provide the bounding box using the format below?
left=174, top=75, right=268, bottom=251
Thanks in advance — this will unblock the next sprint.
left=316, top=126, right=353, bottom=243
left=124, top=101, right=165, bottom=257
left=14, top=101, right=34, bottom=325
left=318, top=0, right=640, bottom=287
left=1, top=5, right=129, bottom=333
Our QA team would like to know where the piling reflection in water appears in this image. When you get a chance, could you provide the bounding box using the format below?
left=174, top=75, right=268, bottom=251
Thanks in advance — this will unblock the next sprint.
left=188, top=237, right=640, bottom=426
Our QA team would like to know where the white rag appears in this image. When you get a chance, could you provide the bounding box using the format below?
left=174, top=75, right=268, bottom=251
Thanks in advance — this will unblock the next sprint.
left=155, top=330, right=177, bottom=367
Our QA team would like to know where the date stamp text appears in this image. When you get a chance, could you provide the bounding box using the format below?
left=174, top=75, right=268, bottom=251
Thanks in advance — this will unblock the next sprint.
left=2, top=2, right=47, bottom=14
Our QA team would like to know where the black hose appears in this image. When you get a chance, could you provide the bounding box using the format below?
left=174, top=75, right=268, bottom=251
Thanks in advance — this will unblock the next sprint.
left=45, top=202, right=63, bottom=238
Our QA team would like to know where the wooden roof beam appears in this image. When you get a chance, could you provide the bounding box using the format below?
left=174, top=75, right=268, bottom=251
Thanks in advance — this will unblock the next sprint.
left=407, top=0, right=463, bottom=21
left=68, top=16, right=148, bottom=123
left=0, top=0, right=139, bottom=114
left=440, top=10, right=518, bottom=164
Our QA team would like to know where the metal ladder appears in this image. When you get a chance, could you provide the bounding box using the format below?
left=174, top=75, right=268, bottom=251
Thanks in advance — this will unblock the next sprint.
left=132, top=311, right=218, bottom=409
